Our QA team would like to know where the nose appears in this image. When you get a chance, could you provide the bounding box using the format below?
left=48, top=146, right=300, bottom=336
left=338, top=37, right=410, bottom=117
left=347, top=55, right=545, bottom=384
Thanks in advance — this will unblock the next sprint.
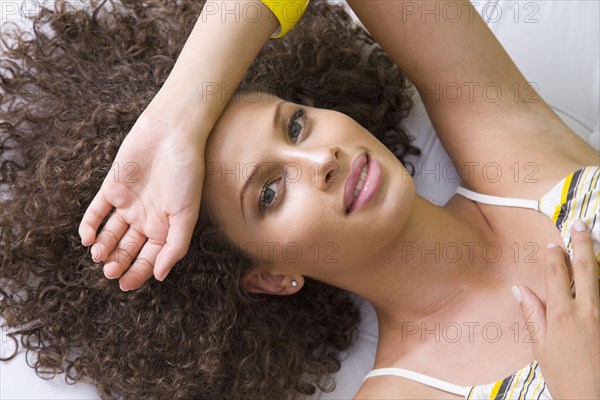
left=286, top=145, right=340, bottom=191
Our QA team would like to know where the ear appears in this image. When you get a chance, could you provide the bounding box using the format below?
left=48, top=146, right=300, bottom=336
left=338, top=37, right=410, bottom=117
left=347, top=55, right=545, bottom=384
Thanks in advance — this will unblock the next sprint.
left=241, top=269, right=304, bottom=295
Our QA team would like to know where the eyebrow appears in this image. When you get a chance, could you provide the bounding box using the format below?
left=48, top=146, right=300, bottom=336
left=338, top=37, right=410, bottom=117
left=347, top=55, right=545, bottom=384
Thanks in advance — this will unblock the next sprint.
left=239, top=100, right=286, bottom=223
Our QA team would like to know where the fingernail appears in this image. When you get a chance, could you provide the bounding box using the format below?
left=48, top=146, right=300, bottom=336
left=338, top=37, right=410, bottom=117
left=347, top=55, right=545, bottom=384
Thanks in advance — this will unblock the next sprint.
left=104, top=272, right=117, bottom=280
left=573, top=219, right=586, bottom=232
left=511, top=285, right=522, bottom=304
left=91, top=244, right=102, bottom=262
left=156, top=268, right=171, bottom=282
left=547, top=242, right=558, bottom=249
left=119, top=284, right=129, bottom=292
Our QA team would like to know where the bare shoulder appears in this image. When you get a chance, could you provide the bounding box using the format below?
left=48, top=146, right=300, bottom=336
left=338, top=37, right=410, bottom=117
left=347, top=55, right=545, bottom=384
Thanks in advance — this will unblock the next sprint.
left=354, top=376, right=463, bottom=400
left=448, top=110, right=600, bottom=199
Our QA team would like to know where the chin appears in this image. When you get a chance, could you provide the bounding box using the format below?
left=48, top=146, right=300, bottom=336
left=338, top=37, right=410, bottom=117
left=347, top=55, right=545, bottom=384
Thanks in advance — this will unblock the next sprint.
left=390, top=173, right=415, bottom=227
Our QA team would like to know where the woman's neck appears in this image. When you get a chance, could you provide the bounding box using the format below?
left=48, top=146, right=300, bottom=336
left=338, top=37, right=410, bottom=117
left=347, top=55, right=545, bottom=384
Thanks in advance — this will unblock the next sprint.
left=351, top=194, right=505, bottom=332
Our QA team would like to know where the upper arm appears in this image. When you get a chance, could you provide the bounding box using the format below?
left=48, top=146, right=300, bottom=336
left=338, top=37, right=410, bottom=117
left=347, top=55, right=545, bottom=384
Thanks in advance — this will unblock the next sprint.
left=347, top=0, right=598, bottom=197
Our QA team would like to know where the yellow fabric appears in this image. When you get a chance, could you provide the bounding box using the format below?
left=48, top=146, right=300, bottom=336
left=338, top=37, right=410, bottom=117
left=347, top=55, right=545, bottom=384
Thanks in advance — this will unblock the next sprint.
left=260, top=0, right=310, bottom=38
left=489, top=380, right=503, bottom=399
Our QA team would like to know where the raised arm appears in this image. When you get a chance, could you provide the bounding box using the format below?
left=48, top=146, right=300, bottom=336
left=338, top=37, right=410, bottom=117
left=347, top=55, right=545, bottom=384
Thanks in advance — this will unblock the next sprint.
left=347, top=0, right=598, bottom=197
left=79, top=1, right=279, bottom=290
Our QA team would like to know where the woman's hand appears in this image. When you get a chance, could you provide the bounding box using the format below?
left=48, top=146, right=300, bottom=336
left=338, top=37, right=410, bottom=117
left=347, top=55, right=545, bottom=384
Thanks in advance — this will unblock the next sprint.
left=513, top=220, right=599, bottom=399
left=79, top=111, right=205, bottom=290
left=78, top=1, right=279, bottom=290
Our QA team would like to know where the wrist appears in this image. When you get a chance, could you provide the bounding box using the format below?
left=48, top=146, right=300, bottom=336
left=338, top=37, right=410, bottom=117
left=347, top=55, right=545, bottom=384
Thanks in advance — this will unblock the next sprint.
left=143, top=91, right=215, bottom=141
left=144, top=0, right=280, bottom=138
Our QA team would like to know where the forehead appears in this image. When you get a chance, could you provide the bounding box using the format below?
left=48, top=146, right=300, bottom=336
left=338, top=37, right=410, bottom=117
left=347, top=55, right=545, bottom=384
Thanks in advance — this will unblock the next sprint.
left=202, top=93, right=282, bottom=230
left=207, top=92, right=281, bottom=154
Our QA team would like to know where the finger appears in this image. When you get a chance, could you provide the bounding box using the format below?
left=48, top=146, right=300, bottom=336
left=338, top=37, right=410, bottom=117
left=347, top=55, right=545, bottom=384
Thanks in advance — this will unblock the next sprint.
left=571, top=219, right=600, bottom=304
left=91, top=211, right=129, bottom=262
left=118, top=241, right=162, bottom=291
left=154, top=212, right=197, bottom=281
left=513, top=285, right=547, bottom=348
left=79, top=190, right=113, bottom=246
left=103, top=227, right=146, bottom=279
left=544, top=243, right=573, bottom=311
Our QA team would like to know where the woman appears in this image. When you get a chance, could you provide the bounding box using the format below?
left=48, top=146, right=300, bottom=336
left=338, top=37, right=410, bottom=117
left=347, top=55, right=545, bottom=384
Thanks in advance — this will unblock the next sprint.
left=1, top=1, right=598, bottom=400
left=0, top=1, right=414, bottom=399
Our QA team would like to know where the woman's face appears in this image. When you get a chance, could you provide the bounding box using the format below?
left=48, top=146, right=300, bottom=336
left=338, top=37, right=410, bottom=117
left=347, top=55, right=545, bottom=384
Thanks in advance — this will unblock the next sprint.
left=202, top=92, right=415, bottom=291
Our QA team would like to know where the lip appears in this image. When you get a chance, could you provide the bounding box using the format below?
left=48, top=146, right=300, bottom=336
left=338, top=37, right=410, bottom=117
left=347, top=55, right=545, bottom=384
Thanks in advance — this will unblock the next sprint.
left=344, top=153, right=368, bottom=214
left=346, top=153, right=381, bottom=215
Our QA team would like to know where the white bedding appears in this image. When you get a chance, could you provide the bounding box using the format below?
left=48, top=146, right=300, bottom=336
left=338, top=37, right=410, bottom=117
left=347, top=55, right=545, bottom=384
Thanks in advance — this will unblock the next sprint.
left=1, top=1, right=598, bottom=399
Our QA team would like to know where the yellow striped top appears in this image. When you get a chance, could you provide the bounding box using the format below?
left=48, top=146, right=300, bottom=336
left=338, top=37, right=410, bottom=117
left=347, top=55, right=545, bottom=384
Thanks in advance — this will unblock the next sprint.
left=365, top=166, right=599, bottom=399
left=466, top=166, right=599, bottom=400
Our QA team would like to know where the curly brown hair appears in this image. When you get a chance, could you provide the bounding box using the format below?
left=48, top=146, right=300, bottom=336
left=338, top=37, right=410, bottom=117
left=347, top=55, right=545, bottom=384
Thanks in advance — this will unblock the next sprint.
left=0, top=0, right=419, bottom=399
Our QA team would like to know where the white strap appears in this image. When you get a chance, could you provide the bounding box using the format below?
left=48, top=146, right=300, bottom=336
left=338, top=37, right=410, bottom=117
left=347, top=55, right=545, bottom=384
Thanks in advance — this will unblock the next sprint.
left=456, top=187, right=539, bottom=211
left=364, top=368, right=470, bottom=397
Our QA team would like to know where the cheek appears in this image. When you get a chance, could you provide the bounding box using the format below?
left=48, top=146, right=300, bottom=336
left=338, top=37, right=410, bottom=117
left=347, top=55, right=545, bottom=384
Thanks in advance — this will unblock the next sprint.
left=254, top=195, right=335, bottom=269
left=272, top=204, right=329, bottom=248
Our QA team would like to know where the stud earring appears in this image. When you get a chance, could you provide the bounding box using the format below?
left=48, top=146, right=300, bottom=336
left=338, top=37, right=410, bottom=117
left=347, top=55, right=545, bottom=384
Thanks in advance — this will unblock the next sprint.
left=291, top=279, right=298, bottom=287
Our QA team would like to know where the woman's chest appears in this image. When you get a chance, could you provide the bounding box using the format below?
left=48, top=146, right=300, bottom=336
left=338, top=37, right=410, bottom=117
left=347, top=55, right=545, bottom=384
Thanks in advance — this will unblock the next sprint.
left=477, top=204, right=568, bottom=300
left=386, top=206, right=564, bottom=386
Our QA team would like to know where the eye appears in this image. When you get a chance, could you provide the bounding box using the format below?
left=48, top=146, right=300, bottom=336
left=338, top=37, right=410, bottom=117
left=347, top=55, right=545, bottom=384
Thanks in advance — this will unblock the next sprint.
left=287, top=108, right=308, bottom=144
left=258, top=108, right=307, bottom=214
left=259, top=176, right=283, bottom=212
